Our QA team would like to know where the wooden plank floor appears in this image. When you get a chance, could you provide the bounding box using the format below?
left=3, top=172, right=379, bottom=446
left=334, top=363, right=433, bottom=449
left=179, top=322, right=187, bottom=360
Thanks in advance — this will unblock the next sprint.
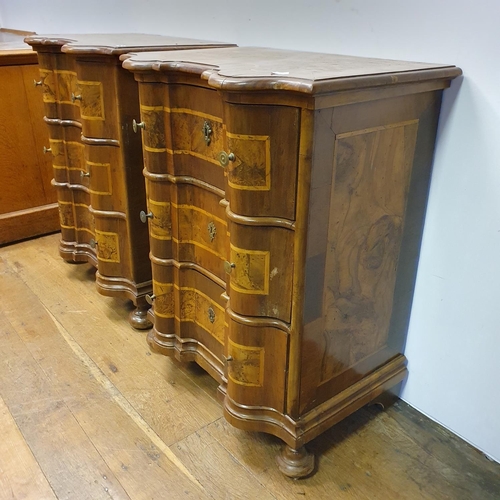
left=0, top=233, right=499, bottom=500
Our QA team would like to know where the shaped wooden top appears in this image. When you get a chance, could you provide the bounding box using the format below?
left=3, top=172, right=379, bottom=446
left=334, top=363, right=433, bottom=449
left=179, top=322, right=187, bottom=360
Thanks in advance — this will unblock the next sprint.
left=122, top=46, right=461, bottom=94
left=0, top=29, right=37, bottom=65
left=24, top=33, right=235, bottom=55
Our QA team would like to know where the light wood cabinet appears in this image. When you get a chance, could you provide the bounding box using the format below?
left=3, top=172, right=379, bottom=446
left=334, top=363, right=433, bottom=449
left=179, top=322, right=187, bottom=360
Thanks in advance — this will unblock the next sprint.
left=123, top=47, right=461, bottom=477
left=0, top=30, right=58, bottom=245
left=25, top=34, right=235, bottom=328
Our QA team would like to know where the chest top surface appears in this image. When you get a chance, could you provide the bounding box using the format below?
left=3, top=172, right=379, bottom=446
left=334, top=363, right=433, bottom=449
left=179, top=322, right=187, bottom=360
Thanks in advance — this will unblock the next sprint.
left=0, top=29, right=37, bottom=64
left=122, top=46, right=461, bottom=94
left=24, top=33, right=235, bottom=55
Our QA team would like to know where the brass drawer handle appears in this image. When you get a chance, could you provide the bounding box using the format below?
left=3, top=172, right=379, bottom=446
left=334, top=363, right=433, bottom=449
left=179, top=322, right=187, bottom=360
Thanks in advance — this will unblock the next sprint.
left=225, top=356, right=233, bottom=363
left=89, top=238, right=98, bottom=249
left=43, top=146, right=51, bottom=154
left=140, top=211, right=153, bottom=223
left=207, top=221, right=216, bottom=242
left=33, top=79, right=43, bottom=87
left=81, top=171, right=90, bottom=178
left=224, top=261, right=235, bottom=274
left=202, top=120, right=212, bottom=146
left=133, top=119, right=145, bottom=133
left=71, top=93, right=82, bottom=103
left=208, top=306, right=216, bottom=324
left=218, top=151, right=235, bottom=168
left=145, top=294, right=156, bottom=305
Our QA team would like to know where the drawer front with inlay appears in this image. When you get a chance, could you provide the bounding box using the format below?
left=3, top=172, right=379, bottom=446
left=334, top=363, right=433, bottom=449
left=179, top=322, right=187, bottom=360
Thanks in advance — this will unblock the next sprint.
left=151, top=264, right=226, bottom=363
left=145, top=179, right=228, bottom=280
left=222, top=103, right=299, bottom=220
left=71, top=189, right=95, bottom=246
left=227, top=222, right=294, bottom=323
left=45, top=123, right=67, bottom=185
left=36, top=52, right=80, bottom=121
left=226, top=316, right=288, bottom=412
left=48, top=125, right=86, bottom=187
left=137, top=82, right=167, bottom=175
left=139, top=83, right=225, bottom=191
left=143, top=180, right=173, bottom=260
left=74, top=61, right=120, bottom=140
left=92, top=217, right=129, bottom=278
left=84, top=145, right=126, bottom=213
left=56, top=188, right=77, bottom=245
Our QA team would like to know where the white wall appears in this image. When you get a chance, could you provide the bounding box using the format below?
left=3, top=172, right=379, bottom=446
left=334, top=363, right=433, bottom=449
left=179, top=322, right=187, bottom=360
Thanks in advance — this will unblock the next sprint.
left=3, top=0, right=499, bottom=462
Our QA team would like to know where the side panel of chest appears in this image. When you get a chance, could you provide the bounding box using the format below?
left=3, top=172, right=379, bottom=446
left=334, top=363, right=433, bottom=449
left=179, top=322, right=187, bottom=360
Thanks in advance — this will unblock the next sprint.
left=298, top=91, right=442, bottom=415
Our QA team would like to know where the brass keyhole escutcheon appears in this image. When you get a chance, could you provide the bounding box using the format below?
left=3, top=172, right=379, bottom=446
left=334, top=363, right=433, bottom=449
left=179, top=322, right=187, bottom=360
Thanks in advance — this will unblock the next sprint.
left=140, top=210, right=153, bottom=223
left=207, top=221, right=216, bottom=242
left=208, top=306, right=216, bottom=324
left=133, top=119, right=146, bottom=133
left=202, top=120, right=212, bottom=146
left=145, top=294, right=156, bottom=305
left=224, top=261, right=236, bottom=274
left=218, top=151, right=235, bottom=168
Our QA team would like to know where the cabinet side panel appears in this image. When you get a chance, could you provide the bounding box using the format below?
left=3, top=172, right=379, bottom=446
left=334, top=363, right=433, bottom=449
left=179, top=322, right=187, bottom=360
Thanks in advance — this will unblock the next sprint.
left=299, top=91, right=442, bottom=414
left=115, top=65, right=151, bottom=287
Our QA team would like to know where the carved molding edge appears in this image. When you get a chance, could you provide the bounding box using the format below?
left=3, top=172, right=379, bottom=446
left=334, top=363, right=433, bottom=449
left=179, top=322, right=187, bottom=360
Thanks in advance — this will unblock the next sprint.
left=95, top=271, right=152, bottom=303
left=223, top=354, right=408, bottom=449
left=147, top=328, right=225, bottom=384
left=59, top=239, right=98, bottom=267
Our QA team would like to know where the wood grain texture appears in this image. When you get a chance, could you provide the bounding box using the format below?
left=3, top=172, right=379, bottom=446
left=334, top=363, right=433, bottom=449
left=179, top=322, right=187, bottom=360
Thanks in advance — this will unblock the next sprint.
left=0, top=29, right=37, bottom=65
left=0, top=305, right=131, bottom=499
left=25, top=33, right=234, bottom=56
left=0, top=203, right=59, bottom=246
left=223, top=102, right=300, bottom=220
left=142, top=83, right=226, bottom=191
left=149, top=264, right=227, bottom=381
left=0, top=250, right=210, bottom=499
left=1, top=233, right=499, bottom=498
left=0, top=393, right=56, bottom=500
left=27, top=35, right=234, bottom=322
left=0, top=43, right=58, bottom=244
left=228, top=223, right=294, bottom=323
left=321, top=121, right=417, bottom=380
left=125, top=49, right=461, bottom=472
left=226, top=316, right=288, bottom=412
left=0, top=65, right=52, bottom=214
left=171, top=426, right=276, bottom=500
left=35, top=48, right=96, bottom=266
left=146, top=180, right=228, bottom=280
left=30, top=42, right=153, bottom=313
left=123, top=46, right=461, bottom=94
left=299, top=91, right=443, bottom=417
left=9, top=235, right=221, bottom=445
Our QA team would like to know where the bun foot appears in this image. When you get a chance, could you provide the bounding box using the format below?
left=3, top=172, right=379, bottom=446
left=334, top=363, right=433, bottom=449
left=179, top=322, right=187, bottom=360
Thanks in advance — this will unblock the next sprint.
left=128, top=304, right=152, bottom=330
left=369, top=383, right=402, bottom=410
left=276, top=445, right=315, bottom=479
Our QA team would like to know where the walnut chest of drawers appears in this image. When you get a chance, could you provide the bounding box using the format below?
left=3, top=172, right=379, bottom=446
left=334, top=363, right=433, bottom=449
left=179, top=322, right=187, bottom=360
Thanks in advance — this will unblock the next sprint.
left=123, top=47, right=461, bottom=476
left=25, top=34, right=235, bottom=328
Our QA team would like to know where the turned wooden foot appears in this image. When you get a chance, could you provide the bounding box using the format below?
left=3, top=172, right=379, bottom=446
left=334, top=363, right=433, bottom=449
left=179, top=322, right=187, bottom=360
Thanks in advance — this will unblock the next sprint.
left=128, top=304, right=153, bottom=330
left=370, top=392, right=398, bottom=410
left=276, top=445, right=315, bottom=479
